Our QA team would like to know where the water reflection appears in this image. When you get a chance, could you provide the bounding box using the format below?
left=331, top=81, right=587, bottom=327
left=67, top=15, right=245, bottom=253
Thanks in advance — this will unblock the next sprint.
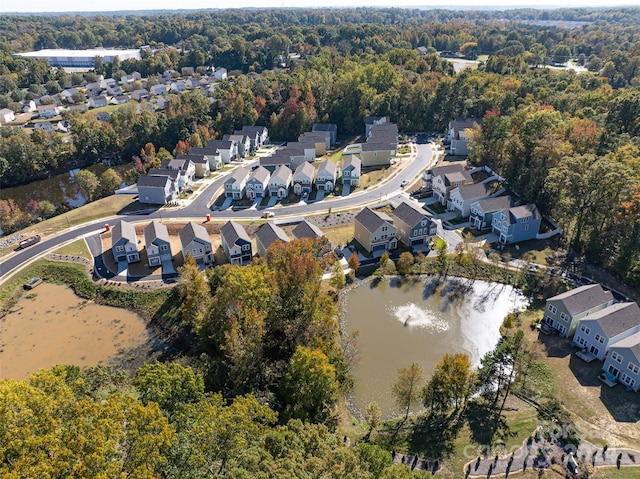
left=344, top=277, right=527, bottom=418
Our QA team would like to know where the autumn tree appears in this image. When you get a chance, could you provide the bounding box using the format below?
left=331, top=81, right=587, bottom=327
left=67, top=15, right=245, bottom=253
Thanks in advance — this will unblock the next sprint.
left=392, top=362, right=424, bottom=421
left=423, top=353, right=475, bottom=414
left=364, top=401, right=382, bottom=439
left=74, top=169, right=99, bottom=201
left=177, top=254, right=210, bottom=331
left=281, top=346, right=340, bottom=423
left=99, top=168, right=122, bottom=197
left=396, top=251, right=415, bottom=275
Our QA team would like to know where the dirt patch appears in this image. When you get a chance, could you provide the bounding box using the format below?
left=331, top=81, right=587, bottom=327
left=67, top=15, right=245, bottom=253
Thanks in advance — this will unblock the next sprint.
left=530, top=330, right=640, bottom=449
left=0, top=282, right=151, bottom=379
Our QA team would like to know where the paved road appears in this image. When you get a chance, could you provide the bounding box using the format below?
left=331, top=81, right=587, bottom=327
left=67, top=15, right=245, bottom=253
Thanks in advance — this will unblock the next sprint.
left=0, top=144, right=436, bottom=281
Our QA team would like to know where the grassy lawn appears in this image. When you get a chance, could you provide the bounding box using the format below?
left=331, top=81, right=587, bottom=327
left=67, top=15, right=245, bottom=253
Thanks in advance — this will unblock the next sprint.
left=54, top=238, right=92, bottom=260
left=0, top=196, right=139, bottom=258
left=500, top=238, right=559, bottom=265
left=323, top=224, right=354, bottom=248
left=360, top=167, right=391, bottom=189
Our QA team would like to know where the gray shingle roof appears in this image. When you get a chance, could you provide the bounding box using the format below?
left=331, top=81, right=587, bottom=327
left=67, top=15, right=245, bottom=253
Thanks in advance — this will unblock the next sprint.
left=355, top=207, right=392, bottom=233
left=342, top=155, right=361, bottom=170
left=144, top=220, right=170, bottom=246
left=610, top=330, right=640, bottom=361
left=256, top=222, right=289, bottom=252
left=112, top=220, right=137, bottom=245
left=207, top=140, right=234, bottom=150
left=294, top=161, right=315, bottom=178
left=454, top=182, right=492, bottom=201
left=392, top=201, right=429, bottom=227
left=137, top=174, right=171, bottom=188
left=179, top=221, right=210, bottom=247
left=584, top=302, right=640, bottom=338
left=227, top=166, right=249, bottom=183
left=271, top=165, right=292, bottom=182
left=316, top=159, right=336, bottom=176
left=450, top=118, right=481, bottom=138
left=220, top=221, right=250, bottom=245
left=147, top=168, right=179, bottom=180
left=292, top=220, right=324, bottom=240
left=361, top=142, right=394, bottom=152
left=312, top=123, right=337, bottom=132
left=474, top=195, right=512, bottom=213
left=429, top=163, right=464, bottom=176
left=548, top=284, right=613, bottom=316
left=508, top=204, right=541, bottom=223
left=248, top=166, right=270, bottom=183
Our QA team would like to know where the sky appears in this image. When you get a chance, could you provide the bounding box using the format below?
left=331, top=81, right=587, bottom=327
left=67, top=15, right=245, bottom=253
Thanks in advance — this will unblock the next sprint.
left=2, top=0, right=640, bottom=13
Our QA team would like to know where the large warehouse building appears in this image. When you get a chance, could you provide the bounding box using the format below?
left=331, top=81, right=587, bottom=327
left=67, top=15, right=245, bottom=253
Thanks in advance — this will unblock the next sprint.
left=13, top=48, right=141, bottom=68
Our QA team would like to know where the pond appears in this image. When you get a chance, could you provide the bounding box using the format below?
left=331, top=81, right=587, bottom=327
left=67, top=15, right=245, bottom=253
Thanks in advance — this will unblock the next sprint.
left=0, top=282, right=153, bottom=379
left=344, top=277, right=528, bottom=418
left=0, top=163, right=128, bottom=210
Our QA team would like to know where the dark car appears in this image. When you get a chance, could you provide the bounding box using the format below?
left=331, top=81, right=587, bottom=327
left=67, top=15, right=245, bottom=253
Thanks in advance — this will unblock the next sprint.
left=334, top=247, right=344, bottom=259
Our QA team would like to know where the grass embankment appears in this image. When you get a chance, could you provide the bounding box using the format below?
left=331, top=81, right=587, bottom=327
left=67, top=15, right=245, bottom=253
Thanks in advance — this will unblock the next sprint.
left=54, top=238, right=92, bottom=260
left=0, top=260, right=170, bottom=322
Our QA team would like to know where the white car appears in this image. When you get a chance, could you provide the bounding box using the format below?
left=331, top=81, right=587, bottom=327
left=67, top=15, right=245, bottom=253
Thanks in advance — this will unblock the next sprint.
left=400, top=180, right=409, bottom=188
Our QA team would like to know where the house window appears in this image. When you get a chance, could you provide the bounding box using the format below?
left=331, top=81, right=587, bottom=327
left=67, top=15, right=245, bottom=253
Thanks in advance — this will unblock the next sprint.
left=611, top=352, right=622, bottom=363
left=620, top=373, right=635, bottom=387
left=560, top=312, right=568, bottom=321
left=547, top=304, right=557, bottom=314
left=524, top=224, right=529, bottom=231
left=115, top=245, right=124, bottom=252
left=575, top=336, right=586, bottom=347
left=629, top=362, right=640, bottom=375
left=382, top=226, right=387, bottom=232
left=241, top=244, right=250, bottom=251
left=595, top=334, right=605, bottom=344
left=160, top=245, right=168, bottom=251
left=580, top=325, right=590, bottom=335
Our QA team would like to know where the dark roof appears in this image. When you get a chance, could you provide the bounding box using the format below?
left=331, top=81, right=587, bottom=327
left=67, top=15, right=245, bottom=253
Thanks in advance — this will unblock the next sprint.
left=207, top=140, right=234, bottom=150
left=144, top=220, right=170, bottom=246
left=176, top=153, right=208, bottom=164
left=147, top=168, right=179, bottom=180
left=137, top=174, right=171, bottom=188
left=299, top=131, right=330, bottom=142
left=449, top=118, right=481, bottom=137
left=223, top=134, right=248, bottom=142
left=443, top=170, right=474, bottom=186
left=584, top=302, right=640, bottom=338
left=429, top=163, right=464, bottom=175
left=361, top=142, right=394, bottom=152
left=179, top=221, right=210, bottom=247
left=292, top=220, right=324, bottom=240
left=189, top=147, right=220, bottom=156
left=454, top=182, right=492, bottom=201
left=392, top=201, right=429, bottom=227
left=260, top=155, right=290, bottom=167
left=241, top=125, right=268, bottom=134
left=256, top=222, right=289, bottom=252
left=474, top=195, right=512, bottom=213
left=220, top=221, right=250, bottom=245
left=355, top=206, right=393, bottom=233
left=112, top=220, right=137, bottom=245
left=548, top=284, right=613, bottom=316
left=312, top=123, right=337, bottom=132
left=342, top=155, right=361, bottom=170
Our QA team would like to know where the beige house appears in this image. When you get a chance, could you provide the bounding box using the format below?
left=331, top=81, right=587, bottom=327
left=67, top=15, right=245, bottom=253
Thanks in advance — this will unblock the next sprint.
left=354, top=206, right=397, bottom=253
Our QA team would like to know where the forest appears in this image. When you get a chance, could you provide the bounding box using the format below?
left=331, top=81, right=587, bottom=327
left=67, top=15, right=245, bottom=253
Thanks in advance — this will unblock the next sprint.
left=2, top=7, right=640, bottom=284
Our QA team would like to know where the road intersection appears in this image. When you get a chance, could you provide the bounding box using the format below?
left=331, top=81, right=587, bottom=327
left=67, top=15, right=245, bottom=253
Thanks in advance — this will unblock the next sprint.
left=0, top=143, right=440, bottom=283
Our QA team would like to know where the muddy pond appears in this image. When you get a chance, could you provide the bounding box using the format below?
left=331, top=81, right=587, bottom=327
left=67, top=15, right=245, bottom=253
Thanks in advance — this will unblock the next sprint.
left=0, top=282, right=151, bottom=379
left=344, top=277, right=528, bottom=418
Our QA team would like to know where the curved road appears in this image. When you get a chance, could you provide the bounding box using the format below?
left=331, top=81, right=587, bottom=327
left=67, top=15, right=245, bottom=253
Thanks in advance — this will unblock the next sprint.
left=0, top=143, right=436, bottom=281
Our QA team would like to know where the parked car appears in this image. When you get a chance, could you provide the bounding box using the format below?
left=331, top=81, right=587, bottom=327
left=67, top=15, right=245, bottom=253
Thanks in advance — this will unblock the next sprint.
left=262, top=211, right=275, bottom=218
left=334, top=247, right=344, bottom=259
left=400, top=179, right=409, bottom=188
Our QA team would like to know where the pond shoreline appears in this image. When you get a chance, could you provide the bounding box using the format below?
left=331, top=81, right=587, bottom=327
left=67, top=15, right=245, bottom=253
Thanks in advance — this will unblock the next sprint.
left=338, top=274, right=525, bottom=420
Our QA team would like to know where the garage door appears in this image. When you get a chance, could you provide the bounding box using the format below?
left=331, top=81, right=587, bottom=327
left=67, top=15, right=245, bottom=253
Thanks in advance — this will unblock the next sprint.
left=372, top=243, right=387, bottom=252
left=411, top=238, right=423, bottom=246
